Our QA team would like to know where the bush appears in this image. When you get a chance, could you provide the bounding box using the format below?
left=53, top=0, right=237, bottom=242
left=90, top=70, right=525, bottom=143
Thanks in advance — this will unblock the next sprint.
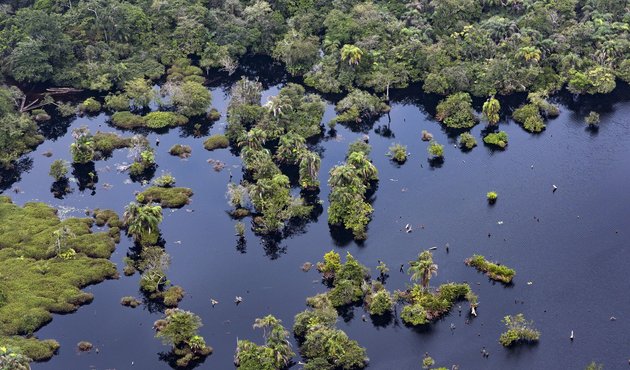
left=104, top=93, right=129, bottom=111
left=77, top=341, right=93, bottom=352
left=207, top=108, right=221, bottom=121
left=93, top=132, right=136, bottom=157
left=163, top=285, right=185, bottom=307
left=523, top=115, right=545, bottom=132
left=421, top=130, right=433, bottom=141
left=513, top=104, right=545, bottom=132
left=483, top=131, right=508, bottom=148
left=331, top=89, right=389, bottom=125
left=153, top=173, right=176, bottom=187
left=427, top=140, right=444, bottom=158
left=458, top=132, right=477, bottom=149
left=144, top=112, right=188, bottom=129
left=435, top=92, right=476, bottom=128
left=585, top=111, right=600, bottom=126
left=80, top=97, right=101, bottom=113
left=204, top=134, right=229, bottom=151
left=486, top=191, right=498, bottom=202
left=169, top=144, right=192, bottom=158
left=120, top=296, right=141, bottom=308
left=465, top=254, right=515, bottom=283
left=49, top=159, right=69, bottom=181
left=111, top=111, right=145, bottom=129
left=387, top=143, right=407, bottom=163
left=367, top=289, right=393, bottom=316
left=499, top=314, right=540, bottom=346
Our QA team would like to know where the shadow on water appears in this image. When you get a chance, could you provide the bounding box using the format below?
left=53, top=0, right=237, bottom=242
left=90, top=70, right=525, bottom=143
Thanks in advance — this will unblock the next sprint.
left=0, top=157, right=33, bottom=192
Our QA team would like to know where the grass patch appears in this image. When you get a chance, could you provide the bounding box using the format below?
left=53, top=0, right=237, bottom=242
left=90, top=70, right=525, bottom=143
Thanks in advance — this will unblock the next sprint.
left=203, top=134, right=229, bottom=151
left=465, top=254, right=515, bottom=283
left=136, top=187, right=193, bottom=208
left=0, top=197, right=119, bottom=361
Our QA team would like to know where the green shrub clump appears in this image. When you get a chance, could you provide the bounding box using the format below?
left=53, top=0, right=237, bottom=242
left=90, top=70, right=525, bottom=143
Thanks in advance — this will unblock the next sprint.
left=80, top=97, right=101, bottom=113
left=235, top=315, right=294, bottom=369
left=330, top=89, right=389, bottom=126
left=465, top=255, right=515, bottom=283
left=136, top=186, right=193, bottom=208
left=585, top=111, right=600, bottom=126
left=49, top=159, right=69, bottom=181
left=387, top=143, right=407, bottom=163
left=144, top=112, right=188, bottom=129
left=111, top=111, right=145, bottom=129
left=154, top=309, right=212, bottom=368
left=169, top=144, right=192, bottom=158
left=92, top=132, right=137, bottom=158
left=483, top=131, right=508, bottom=148
left=435, top=92, right=476, bottom=129
left=486, top=191, right=498, bottom=202
left=203, top=134, right=229, bottom=151
left=499, top=314, right=540, bottom=347
left=458, top=132, right=477, bottom=149
left=427, top=140, right=444, bottom=158
left=513, top=104, right=545, bottom=132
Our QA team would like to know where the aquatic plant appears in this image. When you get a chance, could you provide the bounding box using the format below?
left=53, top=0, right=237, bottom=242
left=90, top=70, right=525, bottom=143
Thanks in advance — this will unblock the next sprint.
left=427, top=140, right=444, bottom=158
left=486, top=191, right=498, bottom=203
left=458, top=132, right=477, bottom=149
left=421, top=130, right=433, bottom=142
left=120, top=296, right=141, bottom=308
left=513, top=104, right=545, bottom=132
left=482, top=96, right=500, bottom=125
left=123, top=202, right=163, bottom=245
left=111, top=111, right=145, bottom=129
left=169, top=144, right=192, bottom=158
left=585, top=112, right=600, bottom=126
left=399, top=283, right=475, bottom=326
left=365, top=286, right=394, bottom=316
left=48, top=159, right=68, bottom=181
left=483, top=131, right=508, bottom=148
left=499, top=314, right=540, bottom=347
left=70, top=126, right=95, bottom=164
left=80, top=97, right=101, bottom=113
left=387, top=143, right=408, bottom=164
left=153, top=173, right=176, bottom=188
left=203, top=134, right=229, bottom=151
left=408, top=250, right=438, bottom=291
left=465, top=255, right=515, bottom=283
left=330, top=89, right=389, bottom=126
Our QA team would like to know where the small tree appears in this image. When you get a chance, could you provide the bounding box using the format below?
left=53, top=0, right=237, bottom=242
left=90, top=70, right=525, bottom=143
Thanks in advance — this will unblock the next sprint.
left=387, top=143, right=408, bottom=163
left=482, top=95, right=500, bottom=125
left=585, top=111, right=600, bottom=126
left=49, top=159, right=69, bottom=181
left=499, top=314, right=540, bottom=347
left=428, top=140, right=444, bottom=158
left=458, top=132, right=477, bottom=149
left=70, top=126, right=95, bottom=164
left=408, top=250, right=438, bottom=291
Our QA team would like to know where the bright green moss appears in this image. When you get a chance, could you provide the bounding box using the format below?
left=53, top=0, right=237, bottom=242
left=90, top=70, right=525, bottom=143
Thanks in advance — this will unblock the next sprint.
left=136, top=186, right=194, bottom=208
left=0, top=197, right=119, bottom=361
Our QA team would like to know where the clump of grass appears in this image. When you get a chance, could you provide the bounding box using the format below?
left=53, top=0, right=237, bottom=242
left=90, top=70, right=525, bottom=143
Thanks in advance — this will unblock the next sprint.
left=144, top=112, right=188, bottom=129
left=152, top=172, right=176, bottom=188
left=387, top=143, right=407, bottom=163
left=92, top=209, right=122, bottom=228
left=399, top=283, right=476, bottom=325
left=499, top=314, right=540, bottom=347
left=77, top=341, right=93, bottom=352
left=486, top=191, right=498, bottom=203
left=207, top=108, right=221, bottom=121
left=169, top=144, right=192, bottom=158
left=136, top=186, right=193, bottom=208
left=93, top=132, right=140, bottom=158
left=483, top=131, right=508, bottom=148
left=204, top=134, right=229, bottom=151
left=465, top=255, right=515, bottom=283
left=120, top=296, right=141, bottom=308
left=163, top=286, right=185, bottom=307
left=0, top=197, right=119, bottom=361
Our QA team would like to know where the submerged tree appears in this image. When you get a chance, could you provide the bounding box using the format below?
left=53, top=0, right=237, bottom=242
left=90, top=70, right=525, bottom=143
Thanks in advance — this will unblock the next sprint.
left=235, top=315, right=295, bottom=369
left=482, top=96, right=500, bottom=125
left=408, top=250, right=438, bottom=291
left=123, top=202, right=163, bottom=245
left=154, top=309, right=212, bottom=368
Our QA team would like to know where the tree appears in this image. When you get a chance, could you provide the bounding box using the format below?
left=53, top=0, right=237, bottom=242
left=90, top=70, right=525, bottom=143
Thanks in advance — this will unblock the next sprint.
left=299, top=151, right=321, bottom=189
left=427, top=140, right=444, bottom=158
left=123, top=202, right=163, bottom=244
left=435, top=93, right=476, bottom=129
left=340, top=44, right=363, bottom=65
left=166, top=81, right=212, bottom=117
left=482, top=96, right=500, bottom=125
left=408, top=251, right=438, bottom=291
left=49, top=159, right=69, bottom=181
left=124, top=78, right=154, bottom=109
left=70, top=126, right=95, bottom=164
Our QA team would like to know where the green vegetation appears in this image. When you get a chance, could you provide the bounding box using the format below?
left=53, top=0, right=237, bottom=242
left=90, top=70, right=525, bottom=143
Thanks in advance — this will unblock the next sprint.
left=203, top=134, right=229, bottom=151
left=436, top=92, right=476, bottom=129
left=169, top=144, right=192, bottom=158
left=499, top=314, right=541, bottom=347
left=111, top=111, right=146, bottom=129
left=154, top=309, right=212, bottom=368
left=387, top=143, right=407, bottom=164
left=0, top=345, right=32, bottom=369
left=585, top=112, right=600, bottom=126
left=0, top=197, right=119, bottom=361
left=465, top=255, right=515, bottom=284
left=48, top=160, right=68, bottom=182
left=427, top=141, right=444, bottom=158
left=585, top=362, right=604, bottom=370
left=458, top=132, right=477, bottom=150
left=294, top=294, right=367, bottom=369
left=513, top=104, right=545, bottom=132
left=164, top=81, right=212, bottom=117
left=127, top=138, right=156, bottom=180
left=328, top=146, right=378, bottom=240
left=92, top=132, right=140, bottom=158
left=136, top=187, right=194, bottom=209
left=422, top=355, right=435, bottom=369
left=123, top=202, right=163, bottom=246
left=153, top=173, right=176, bottom=188
left=235, top=315, right=294, bottom=369
left=482, top=96, right=501, bottom=125
left=330, top=89, right=389, bottom=126
left=487, top=191, right=498, bottom=203
left=120, top=296, right=141, bottom=308
left=79, top=97, right=101, bottom=113
left=144, top=112, right=189, bottom=129
left=483, top=131, right=509, bottom=148
left=70, top=126, right=95, bottom=164
left=366, top=284, right=394, bottom=316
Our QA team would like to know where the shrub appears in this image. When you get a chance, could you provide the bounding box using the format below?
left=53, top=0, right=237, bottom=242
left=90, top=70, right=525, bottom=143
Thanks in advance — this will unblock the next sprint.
left=427, top=140, right=444, bottom=158
left=203, top=134, right=229, bottom=151
left=163, top=285, right=185, bottom=307
left=144, top=112, right=188, bottom=129
left=387, top=143, right=407, bottom=163
left=585, top=111, right=600, bottom=126
left=421, top=130, right=433, bottom=141
left=458, top=132, right=477, bottom=149
left=486, top=191, right=498, bottom=202
left=93, top=132, right=136, bottom=157
left=499, top=314, right=540, bottom=347
left=483, top=131, right=508, bottom=148
left=465, top=254, right=515, bottom=283
left=207, top=108, right=221, bottom=121
left=111, top=111, right=145, bottom=129
left=331, top=89, right=389, bottom=125
left=513, top=104, right=545, bottom=132
left=347, top=139, right=371, bottom=156
left=104, top=93, right=129, bottom=111
left=435, top=92, right=476, bottom=128
left=367, top=289, right=393, bottom=316
left=80, top=97, right=101, bottom=113
left=523, top=115, right=545, bottom=132
left=77, top=341, right=93, bottom=352
left=169, top=144, right=192, bottom=158
left=120, top=296, right=141, bottom=308
left=153, top=173, right=176, bottom=187
left=31, top=108, right=50, bottom=122
left=49, top=159, right=69, bottom=181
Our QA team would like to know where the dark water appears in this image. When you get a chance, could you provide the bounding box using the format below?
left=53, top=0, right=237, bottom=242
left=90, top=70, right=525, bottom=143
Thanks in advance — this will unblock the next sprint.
left=7, top=73, right=629, bottom=370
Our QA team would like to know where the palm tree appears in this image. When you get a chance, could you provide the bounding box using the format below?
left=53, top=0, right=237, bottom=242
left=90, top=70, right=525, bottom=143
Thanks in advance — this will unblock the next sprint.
left=341, top=44, right=363, bottom=66
left=408, top=250, right=438, bottom=291
left=252, top=315, right=294, bottom=368
left=347, top=152, right=378, bottom=182
left=237, top=128, right=267, bottom=151
left=299, top=151, right=321, bottom=189
left=275, top=132, right=306, bottom=164
left=264, top=95, right=292, bottom=118
left=482, top=95, right=501, bottom=125
left=328, top=164, right=362, bottom=188
left=123, top=202, right=163, bottom=243
left=518, top=46, right=541, bottom=63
